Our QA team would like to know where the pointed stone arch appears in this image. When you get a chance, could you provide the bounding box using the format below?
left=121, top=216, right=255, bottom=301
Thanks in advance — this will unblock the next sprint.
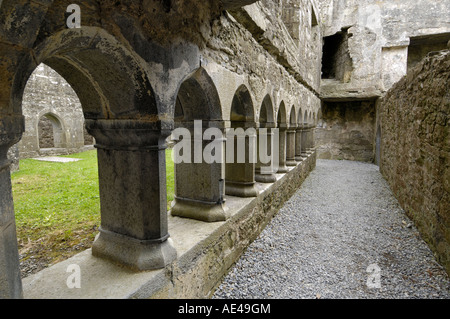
left=256, top=94, right=277, bottom=183
left=277, top=101, right=289, bottom=173
left=289, top=105, right=297, bottom=127
left=6, top=27, right=176, bottom=274
left=286, top=105, right=297, bottom=166
left=225, top=84, right=257, bottom=197
left=174, top=67, right=223, bottom=123
left=259, top=94, right=275, bottom=126
left=230, top=84, right=256, bottom=124
left=171, top=67, right=228, bottom=222
left=277, top=101, right=288, bottom=125
left=12, top=27, right=158, bottom=121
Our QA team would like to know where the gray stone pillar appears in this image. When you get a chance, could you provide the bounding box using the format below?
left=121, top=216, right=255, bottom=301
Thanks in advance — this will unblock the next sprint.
left=295, top=126, right=303, bottom=162
left=255, top=123, right=277, bottom=183
left=85, top=119, right=177, bottom=271
left=301, top=123, right=309, bottom=157
left=277, top=124, right=288, bottom=173
left=171, top=121, right=228, bottom=222
left=285, top=126, right=297, bottom=166
left=225, top=121, right=258, bottom=197
left=308, top=124, right=316, bottom=153
left=0, top=115, right=24, bottom=299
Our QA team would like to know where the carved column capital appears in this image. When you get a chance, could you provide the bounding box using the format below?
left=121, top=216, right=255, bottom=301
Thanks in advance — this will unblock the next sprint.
left=85, top=119, right=171, bottom=151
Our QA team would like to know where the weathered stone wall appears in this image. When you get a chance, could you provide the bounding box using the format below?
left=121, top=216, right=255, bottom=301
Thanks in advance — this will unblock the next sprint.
left=0, top=0, right=323, bottom=299
left=37, top=116, right=55, bottom=149
left=316, top=100, right=376, bottom=162
left=6, top=145, right=19, bottom=172
left=17, top=64, right=93, bottom=159
left=316, top=0, right=450, bottom=166
left=317, top=0, right=450, bottom=100
left=379, top=50, right=450, bottom=274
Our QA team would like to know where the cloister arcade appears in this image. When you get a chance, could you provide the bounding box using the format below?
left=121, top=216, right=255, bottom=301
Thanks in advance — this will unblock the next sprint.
left=0, top=0, right=321, bottom=298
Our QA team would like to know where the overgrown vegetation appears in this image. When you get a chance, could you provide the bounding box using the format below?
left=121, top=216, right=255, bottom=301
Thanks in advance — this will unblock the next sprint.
left=12, top=149, right=175, bottom=275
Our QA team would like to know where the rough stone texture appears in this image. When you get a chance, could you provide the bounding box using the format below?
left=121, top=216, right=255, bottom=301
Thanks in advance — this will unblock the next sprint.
left=0, top=115, right=24, bottom=299
left=0, top=0, right=323, bottom=298
left=407, top=33, right=450, bottom=71
left=21, top=153, right=317, bottom=299
left=316, top=100, right=376, bottom=162
left=379, top=50, right=450, bottom=275
left=317, top=0, right=450, bottom=101
left=17, top=63, right=93, bottom=159
left=6, top=144, right=19, bottom=172
left=322, top=28, right=353, bottom=83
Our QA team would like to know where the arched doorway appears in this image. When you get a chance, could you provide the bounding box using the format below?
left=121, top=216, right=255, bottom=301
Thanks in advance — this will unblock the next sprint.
left=37, top=113, right=66, bottom=150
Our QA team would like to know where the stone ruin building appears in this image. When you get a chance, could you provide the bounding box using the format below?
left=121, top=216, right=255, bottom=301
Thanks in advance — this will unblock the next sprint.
left=0, top=0, right=448, bottom=299
left=7, top=63, right=94, bottom=171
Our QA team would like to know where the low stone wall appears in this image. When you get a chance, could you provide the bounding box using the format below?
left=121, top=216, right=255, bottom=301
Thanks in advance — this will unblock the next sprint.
left=22, top=153, right=316, bottom=299
left=164, top=153, right=317, bottom=298
left=379, top=50, right=449, bottom=274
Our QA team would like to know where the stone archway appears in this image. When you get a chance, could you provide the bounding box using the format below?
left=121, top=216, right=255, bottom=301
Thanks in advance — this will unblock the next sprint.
left=170, top=67, right=228, bottom=222
left=255, top=94, right=277, bottom=183
left=37, top=113, right=66, bottom=149
left=286, top=105, right=297, bottom=166
left=277, top=101, right=289, bottom=173
left=1, top=27, right=176, bottom=300
left=225, top=84, right=258, bottom=198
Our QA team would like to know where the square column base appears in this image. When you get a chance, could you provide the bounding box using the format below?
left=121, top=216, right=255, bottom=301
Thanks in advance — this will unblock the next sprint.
left=225, top=181, right=258, bottom=198
left=92, top=228, right=177, bottom=271
left=286, top=159, right=297, bottom=166
left=170, top=198, right=229, bottom=222
left=255, top=173, right=277, bottom=183
left=277, top=165, right=289, bottom=173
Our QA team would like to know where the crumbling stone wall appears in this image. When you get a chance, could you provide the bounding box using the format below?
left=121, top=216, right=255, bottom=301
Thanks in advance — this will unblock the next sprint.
left=37, top=115, right=55, bottom=149
left=316, top=0, right=450, bottom=166
left=316, top=100, right=376, bottom=162
left=317, top=0, right=450, bottom=99
left=17, top=63, right=93, bottom=159
left=379, top=50, right=450, bottom=274
left=0, top=0, right=323, bottom=298
left=321, top=28, right=353, bottom=83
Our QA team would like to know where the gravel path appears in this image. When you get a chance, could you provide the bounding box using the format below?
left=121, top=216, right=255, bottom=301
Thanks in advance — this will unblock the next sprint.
left=213, top=160, right=450, bottom=299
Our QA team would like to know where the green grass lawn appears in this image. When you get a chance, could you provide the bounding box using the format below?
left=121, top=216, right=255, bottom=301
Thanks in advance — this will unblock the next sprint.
left=12, top=149, right=175, bottom=267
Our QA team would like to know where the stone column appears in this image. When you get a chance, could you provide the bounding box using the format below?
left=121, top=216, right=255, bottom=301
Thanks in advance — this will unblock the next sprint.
left=285, top=125, right=297, bottom=166
left=171, top=121, right=228, bottom=222
left=85, top=119, right=177, bottom=271
left=295, top=125, right=303, bottom=162
left=307, top=124, right=316, bottom=153
left=0, top=115, right=24, bottom=299
left=301, top=123, right=309, bottom=157
left=277, top=123, right=288, bottom=173
left=225, top=121, right=258, bottom=197
left=255, top=123, right=277, bottom=183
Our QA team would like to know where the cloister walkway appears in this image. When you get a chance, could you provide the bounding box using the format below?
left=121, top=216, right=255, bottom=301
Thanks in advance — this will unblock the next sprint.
left=214, top=160, right=450, bottom=299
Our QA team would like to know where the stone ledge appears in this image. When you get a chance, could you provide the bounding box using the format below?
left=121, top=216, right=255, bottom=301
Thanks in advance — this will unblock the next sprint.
left=22, top=152, right=316, bottom=299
